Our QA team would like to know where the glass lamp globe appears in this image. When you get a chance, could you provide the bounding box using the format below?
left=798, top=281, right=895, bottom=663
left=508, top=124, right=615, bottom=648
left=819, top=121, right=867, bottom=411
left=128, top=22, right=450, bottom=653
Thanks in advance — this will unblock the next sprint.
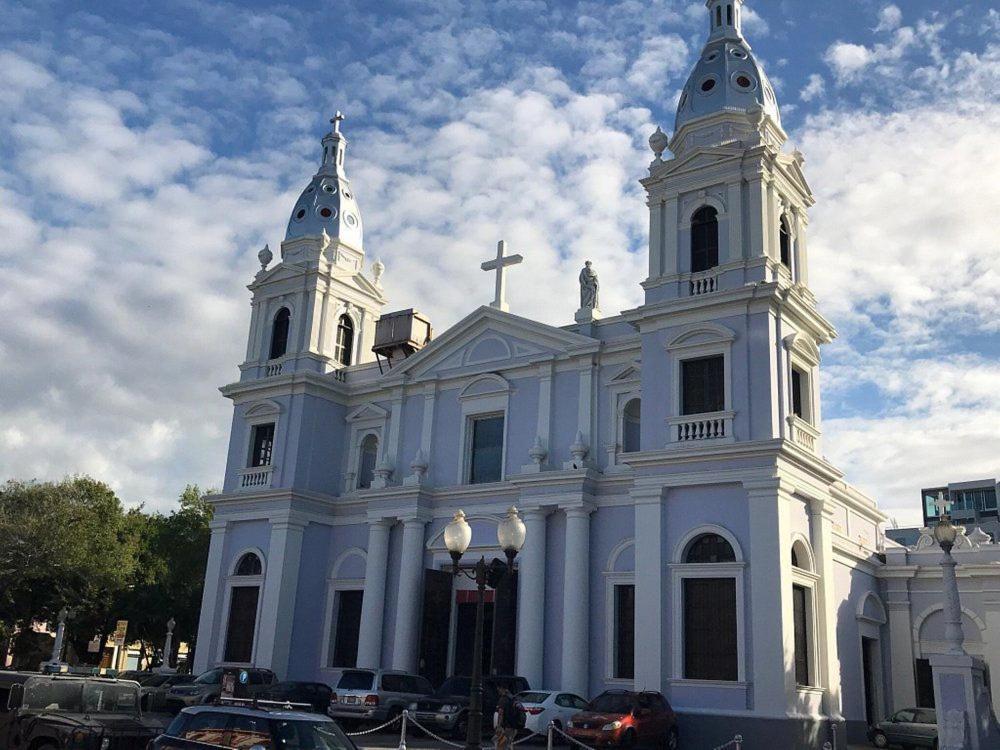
left=497, top=506, right=527, bottom=554
left=444, top=510, right=473, bottom=556
left=933, top=516, right=958, bottom=547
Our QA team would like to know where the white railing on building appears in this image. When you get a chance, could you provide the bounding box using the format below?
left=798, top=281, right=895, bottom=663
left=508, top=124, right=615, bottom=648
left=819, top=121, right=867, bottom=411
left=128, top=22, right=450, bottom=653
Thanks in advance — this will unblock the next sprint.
left=786, top=414, right=820, bottom=453
left=332, top=369, right=347, bottom=383
left=237, top=465, right=273, bottom=490
left=667, top=411, right=734, bottom=443
left=690, top=269, right=719, bottom=296
left=712, top=735, right=743, bottom=750
left=265, top=360, right=283, bottom=377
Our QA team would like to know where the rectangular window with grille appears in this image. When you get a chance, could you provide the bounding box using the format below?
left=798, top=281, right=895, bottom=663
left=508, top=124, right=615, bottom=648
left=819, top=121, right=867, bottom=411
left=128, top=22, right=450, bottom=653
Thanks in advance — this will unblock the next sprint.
left=681, top=356, right=725, bottom=415
left=683, top=577, right=737, bottom=680
left=793, top=584, right=811, bottom=685
left=614, top=584, right=635, bottom=679
left=468, top=415, right=504, bottom=484
left=248, top=423, right=274, bottom=467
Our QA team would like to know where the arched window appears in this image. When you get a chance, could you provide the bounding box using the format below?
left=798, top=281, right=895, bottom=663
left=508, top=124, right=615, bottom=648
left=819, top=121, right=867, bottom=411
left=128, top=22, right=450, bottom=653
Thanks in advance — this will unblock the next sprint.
left=622, top=398, right=641, bottom=453
left=335, top=315, right=355, bottom=366
left=234, top=552, right=263, bottom=576
left=716, top=6, right=722, bottom=27
left=691, top=207, right=719, bottom=273
left=682, top=532, right=738, bottom=680
left=269, top=308, right=290, bottom=359
left=779, top=214, right=792, bottom=269
left=685, top=532, right=736, bottom=564
left=357, top=434, right=378, bottom=490
left=727, top=4, right=733, bottom=25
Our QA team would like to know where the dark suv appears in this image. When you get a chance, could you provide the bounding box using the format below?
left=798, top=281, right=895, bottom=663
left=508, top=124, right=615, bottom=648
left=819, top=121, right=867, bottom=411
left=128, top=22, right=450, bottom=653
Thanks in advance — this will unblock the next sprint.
left=152, top=702, right=356, bottom=750
left=413, top=675, right=529, bottom=738
left=1, top=674, right=164, bottom=750
left=567, top=690, right=678, bottom=749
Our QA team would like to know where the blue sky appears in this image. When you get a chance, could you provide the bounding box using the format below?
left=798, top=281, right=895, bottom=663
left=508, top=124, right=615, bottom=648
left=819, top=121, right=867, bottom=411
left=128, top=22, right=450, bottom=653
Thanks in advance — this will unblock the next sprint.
left=1, top=0, right=997, bottom=526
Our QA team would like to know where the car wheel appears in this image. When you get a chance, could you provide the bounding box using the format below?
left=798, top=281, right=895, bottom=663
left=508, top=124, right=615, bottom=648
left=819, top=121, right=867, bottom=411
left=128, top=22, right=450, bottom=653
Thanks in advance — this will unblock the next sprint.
left=666, top=726, right=679, bottom=750
left=872, top=731, right=889, bottom=748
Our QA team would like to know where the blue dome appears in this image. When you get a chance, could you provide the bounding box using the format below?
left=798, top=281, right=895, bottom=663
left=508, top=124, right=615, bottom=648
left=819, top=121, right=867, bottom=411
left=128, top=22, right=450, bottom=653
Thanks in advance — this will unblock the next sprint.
left=285, top=116, right=364, bottom=249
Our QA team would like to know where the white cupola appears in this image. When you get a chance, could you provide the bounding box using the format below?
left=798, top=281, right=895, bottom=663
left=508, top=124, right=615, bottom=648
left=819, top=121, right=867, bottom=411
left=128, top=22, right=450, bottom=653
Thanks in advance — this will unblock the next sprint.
left=673, top=0, right=781, bottom=153
left=284, top=112, right=364, bottom=252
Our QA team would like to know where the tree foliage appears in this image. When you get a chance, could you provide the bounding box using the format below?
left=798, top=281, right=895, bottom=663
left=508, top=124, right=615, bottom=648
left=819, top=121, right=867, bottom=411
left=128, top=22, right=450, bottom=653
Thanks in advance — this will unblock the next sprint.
left=0, top=478, right=213, bottom=667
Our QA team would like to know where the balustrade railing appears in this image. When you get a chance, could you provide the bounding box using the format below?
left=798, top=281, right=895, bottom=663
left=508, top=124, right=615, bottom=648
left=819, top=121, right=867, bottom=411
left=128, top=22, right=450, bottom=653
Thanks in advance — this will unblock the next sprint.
left=786, top=414, right=820, bottom=453
left=237, top=465, right=273, bottom=489
left=668, top=411, right=734, bottom=443
left=265, top=360, right=283, bottom=377
left=690, top=269, right=719, bottom=296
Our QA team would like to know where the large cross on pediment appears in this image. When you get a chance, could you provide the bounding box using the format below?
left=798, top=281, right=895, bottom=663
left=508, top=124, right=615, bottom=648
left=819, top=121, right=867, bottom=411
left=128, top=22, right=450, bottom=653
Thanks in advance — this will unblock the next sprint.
left=480, top=240, right=523, bottom=313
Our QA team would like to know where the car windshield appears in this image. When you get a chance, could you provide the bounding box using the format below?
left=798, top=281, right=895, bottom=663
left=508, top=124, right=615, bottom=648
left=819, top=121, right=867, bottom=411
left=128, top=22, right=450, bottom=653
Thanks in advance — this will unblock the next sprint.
left=82, top=682, right=139, bottom=713
left=337, top=671, right=373, bottom=691
left=436, top=678, right=470, bottom=697
left=194, top=668, right=224, bottom=685
left=271, top=719, right=354, bottom=749
left=589, top=694, right=634, bottom=714
left=517, top=692, right=550, bottom=705
left=23, top=680, right=83, bottom=711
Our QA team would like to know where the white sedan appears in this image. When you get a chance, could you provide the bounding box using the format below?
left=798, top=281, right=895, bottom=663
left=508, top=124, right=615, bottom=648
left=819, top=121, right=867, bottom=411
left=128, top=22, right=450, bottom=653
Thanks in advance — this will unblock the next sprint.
left=515, top=690, right=590, bottom=735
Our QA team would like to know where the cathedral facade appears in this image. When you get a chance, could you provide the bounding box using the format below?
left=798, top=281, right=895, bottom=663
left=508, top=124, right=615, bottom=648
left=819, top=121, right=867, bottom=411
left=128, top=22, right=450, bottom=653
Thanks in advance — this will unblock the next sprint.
left=193, top=2, right=899, bottom=746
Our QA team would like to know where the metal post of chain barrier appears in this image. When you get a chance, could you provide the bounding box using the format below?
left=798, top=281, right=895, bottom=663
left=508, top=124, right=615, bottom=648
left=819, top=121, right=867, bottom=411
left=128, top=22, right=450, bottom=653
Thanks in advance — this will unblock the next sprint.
left=823, top=743, right=832, bottom=750
left=546, top=721, right=554, bottom=750
left=735, top=734, right=743, bottom=750
left=399, top=709, right=408, bottom=750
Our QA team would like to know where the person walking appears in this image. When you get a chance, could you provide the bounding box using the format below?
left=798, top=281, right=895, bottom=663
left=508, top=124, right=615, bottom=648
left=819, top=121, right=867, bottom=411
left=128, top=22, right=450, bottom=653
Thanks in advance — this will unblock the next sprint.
left=494, top=685, right=518, bottom=750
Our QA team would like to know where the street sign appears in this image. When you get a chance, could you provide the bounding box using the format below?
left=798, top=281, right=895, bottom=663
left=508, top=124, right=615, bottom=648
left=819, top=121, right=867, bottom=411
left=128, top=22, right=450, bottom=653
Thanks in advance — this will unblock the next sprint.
left=112, top=620, right=128, bottom=647
left=239, top=669, right=249, bottom=685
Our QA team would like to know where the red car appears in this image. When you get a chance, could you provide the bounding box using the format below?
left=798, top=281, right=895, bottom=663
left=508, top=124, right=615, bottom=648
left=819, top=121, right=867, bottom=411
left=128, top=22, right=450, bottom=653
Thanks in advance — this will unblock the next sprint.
left=566, top=690, right=678, bottom=748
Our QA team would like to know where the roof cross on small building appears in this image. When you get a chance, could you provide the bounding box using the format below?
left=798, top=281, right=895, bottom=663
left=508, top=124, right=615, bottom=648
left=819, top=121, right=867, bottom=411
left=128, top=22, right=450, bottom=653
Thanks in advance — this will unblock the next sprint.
left=331, top=111, right=345, bottom=134
left=933, top=491, right=951, bottom=518
left=480, top=240, right=523, bottom=313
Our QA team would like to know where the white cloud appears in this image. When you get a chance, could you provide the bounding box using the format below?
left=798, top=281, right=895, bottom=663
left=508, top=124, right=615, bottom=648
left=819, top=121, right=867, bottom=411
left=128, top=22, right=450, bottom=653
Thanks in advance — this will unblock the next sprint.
left=741, top=6, right=770, bottom=37
left=799, top=73, right=825, bottom=102
left=876, top=5, right=903, bottom=33
left=625, top=34, right=689, bottom=98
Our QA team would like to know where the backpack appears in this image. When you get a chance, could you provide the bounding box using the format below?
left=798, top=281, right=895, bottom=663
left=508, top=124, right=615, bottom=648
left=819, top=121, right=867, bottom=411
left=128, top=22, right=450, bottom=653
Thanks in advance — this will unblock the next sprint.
left=511, top=701, right=527, bottom=730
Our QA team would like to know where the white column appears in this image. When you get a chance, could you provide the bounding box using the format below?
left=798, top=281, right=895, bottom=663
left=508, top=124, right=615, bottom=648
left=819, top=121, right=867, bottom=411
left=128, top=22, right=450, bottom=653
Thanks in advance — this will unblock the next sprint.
left=885, top=574, right=917, bottom=711
left=256, top=518, right=307, bottom=678
left=536, top=362, right=554, bottom=455
left=193, top=520, right=228, bottom=674
left=632, top=486, right=665, bottom=690
left=577, top=360, right=596, bottom=452
left=765, top=178, right=780, bottom=262
left=648, top=196, right=663, bottom=279
left=809, top=498, right=843, bottom=719
left=745, top=480, right=794, bottom=716
left=392, top=516, right=428, bottom=672
left=357, top=518, right=392, bottom=669
left=726, top=181, right=743, bottom=263
left=562, top=506, right=592, bottom=695
left=516, top=509, right=548, bottom=688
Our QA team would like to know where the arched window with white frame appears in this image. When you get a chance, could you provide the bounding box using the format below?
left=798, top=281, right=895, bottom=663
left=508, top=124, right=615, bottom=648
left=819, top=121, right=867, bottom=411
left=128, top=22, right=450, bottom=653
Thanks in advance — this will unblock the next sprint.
left=790, top=537, right=819, bottom=687
left=622, top=398, right=641, bottom=453
left=269, top=307, right=290, bottom=360
left=223, top=551, right=264, bottom=664
left=335, top=314, right=355, bottom=366
left=691, top=206, right=720, bottom=273
left=779, top=214, right=792, bottom=270
left=357, top=433, right=378, bottom=490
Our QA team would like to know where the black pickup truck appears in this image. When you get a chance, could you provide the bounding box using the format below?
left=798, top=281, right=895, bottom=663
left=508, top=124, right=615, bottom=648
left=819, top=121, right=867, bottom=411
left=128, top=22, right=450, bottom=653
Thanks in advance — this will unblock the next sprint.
left=412, top=675, right=529, bottom=738
left=0, top=672, right=165, bottom=750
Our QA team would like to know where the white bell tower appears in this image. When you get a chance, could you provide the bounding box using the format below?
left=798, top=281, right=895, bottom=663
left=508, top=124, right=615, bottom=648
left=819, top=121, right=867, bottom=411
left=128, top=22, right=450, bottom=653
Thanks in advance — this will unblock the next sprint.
left=240, top=115, right=387, bottom=381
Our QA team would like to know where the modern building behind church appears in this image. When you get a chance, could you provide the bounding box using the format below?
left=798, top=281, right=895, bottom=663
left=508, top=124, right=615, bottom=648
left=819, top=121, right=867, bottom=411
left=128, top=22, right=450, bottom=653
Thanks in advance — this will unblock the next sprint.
left=192, top=2, right=1000, bottom=746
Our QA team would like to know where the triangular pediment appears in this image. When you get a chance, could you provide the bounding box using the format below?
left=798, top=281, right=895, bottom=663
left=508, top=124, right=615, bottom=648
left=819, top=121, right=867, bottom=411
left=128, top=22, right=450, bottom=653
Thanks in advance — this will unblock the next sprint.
left=390, top=306, right=598, bottom=381
left=608, top=363, right=641, bottom=383
left=655, top=146, right=745, bottom=180
left=775, top=155, right=814, bottom=202
left=346, top=402, right=389, bottom=422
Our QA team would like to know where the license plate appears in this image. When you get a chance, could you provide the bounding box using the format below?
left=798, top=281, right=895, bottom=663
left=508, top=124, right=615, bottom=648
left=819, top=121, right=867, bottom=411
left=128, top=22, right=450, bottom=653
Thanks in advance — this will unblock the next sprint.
left=345, top=696, right=359, bottom=705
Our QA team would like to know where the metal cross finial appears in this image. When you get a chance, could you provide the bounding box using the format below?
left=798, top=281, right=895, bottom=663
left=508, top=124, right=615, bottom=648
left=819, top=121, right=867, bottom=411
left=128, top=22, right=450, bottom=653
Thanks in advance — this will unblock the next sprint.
left=331, top=111, right=345, bottom=133
left=480, top=240, right=523, bottom=313
left=933, top=491, right=951, bottom=518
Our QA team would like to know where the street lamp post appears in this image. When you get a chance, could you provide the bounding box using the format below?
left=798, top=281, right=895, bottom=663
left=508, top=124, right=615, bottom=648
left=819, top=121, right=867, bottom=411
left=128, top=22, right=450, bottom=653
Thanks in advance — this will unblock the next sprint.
left=444, top=507, right=526, bottom=750
left=931, top=492, right=965, bottom=656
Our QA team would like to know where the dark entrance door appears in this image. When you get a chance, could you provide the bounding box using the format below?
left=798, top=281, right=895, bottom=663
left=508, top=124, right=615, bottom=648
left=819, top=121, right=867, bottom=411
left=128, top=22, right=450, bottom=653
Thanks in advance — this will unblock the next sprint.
left=453, top=591, right=494, bottom=677
left=332, top=590, right=364, bottom=668
left=862, top=637, right=880, bottom=725
left=915, top=658, right=936, bottom=707
left=418, top=570, right=453, bottom=688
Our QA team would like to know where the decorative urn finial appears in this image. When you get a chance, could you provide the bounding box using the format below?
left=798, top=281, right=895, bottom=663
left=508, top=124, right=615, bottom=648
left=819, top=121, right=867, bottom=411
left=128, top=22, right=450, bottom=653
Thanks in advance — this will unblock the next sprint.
left=258, top=244, right=272, bottom=271
left=649, top=126, right=669, bottom=162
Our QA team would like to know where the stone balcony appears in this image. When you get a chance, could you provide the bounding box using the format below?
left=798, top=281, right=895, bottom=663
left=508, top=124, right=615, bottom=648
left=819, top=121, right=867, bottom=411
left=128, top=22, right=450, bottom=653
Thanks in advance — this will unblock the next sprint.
left=689, top=268, right=720, bottom=296
left=787, top=415, right=820, bottom=454
left=667, top=410, right=735, bottom=444
left=237, top=465, right=273, bottom=490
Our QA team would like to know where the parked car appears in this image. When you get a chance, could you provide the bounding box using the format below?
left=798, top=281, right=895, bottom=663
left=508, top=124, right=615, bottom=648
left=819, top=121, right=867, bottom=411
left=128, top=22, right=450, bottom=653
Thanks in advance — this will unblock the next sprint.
left=138, top=673, right=196, bottom=712
left=258, top=681, right=333, bottom=713
left=329, top=669, right=433, bottom=725
left=412, top=675, right=530, bottom=738
left=566, top=690, right=678, bottom=749
left=868, top=707, right=938, bottom=748
left=0, top=671, right=32, bottom=748
left=164, top=667, right=277, bottom=713
left=515, top=690, right=590, bottom=736
left=1, top=674, right=165, bottom=750
left=151, top=701, right=356, bottom=749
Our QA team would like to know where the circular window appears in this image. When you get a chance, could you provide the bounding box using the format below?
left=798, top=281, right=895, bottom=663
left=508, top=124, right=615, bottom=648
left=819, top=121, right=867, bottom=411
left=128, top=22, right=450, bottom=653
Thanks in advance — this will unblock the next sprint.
left=732, top=72, right=756, bottom=90
left=294, top=207, right=307, bottom=221
left=322, top=183, right=336, bottom=194
left=345, top=213, right=357, bottom=227
left=343, top=189, right=352, bottom=199
left=318, top=206, right=337, bottom=219
left=731, top=48, right=748, bottom=59
left=700, top=77, right=717, bottom=93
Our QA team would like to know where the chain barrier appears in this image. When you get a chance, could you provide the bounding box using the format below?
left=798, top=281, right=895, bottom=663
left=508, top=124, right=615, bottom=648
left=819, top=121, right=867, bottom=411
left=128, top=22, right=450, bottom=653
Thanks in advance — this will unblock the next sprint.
left=402, top=710, right=469, bottom=749
left=344, top=712, right=404, bottom=737
left=510, top=730, right=544, bottom=746
left=548, top=720, right=598, bottom=750
left=711, top=734, right=743, bottom=750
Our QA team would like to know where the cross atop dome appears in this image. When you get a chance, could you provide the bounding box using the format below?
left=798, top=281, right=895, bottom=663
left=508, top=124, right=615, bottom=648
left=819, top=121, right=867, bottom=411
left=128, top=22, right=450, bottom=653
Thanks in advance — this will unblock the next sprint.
left=331, top=111, right=345, bottom=134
